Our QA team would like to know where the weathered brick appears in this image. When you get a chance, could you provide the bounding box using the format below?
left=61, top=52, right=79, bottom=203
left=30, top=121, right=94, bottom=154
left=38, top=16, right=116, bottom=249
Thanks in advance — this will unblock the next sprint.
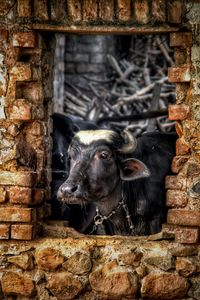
left=170, top=32, right=193, bottom=47
left=176, top=138, right=190, bottom=155
left=165, top=175, right=187, bottom=190
left=0, top=207, right=35, bottom=222
left=13, top=32, right=36, bottom=48
left=171, top=155, right=189, bottom=173
left=2, top=271, right=35, bottom=296
left=0, top=171, right=37, bottom=187
left=174, top=48, right=189, bottom=66
left=167, top=1, right=183, bottom=24
left=67, top=0, right=82, bottom=22
left=118, top=0, right=131, bottom=21
left=175, top=228, right=199, bottom=244
left=17, top=0, right=31, bottom=17
left=152, top=0, right=166, bottom=22
left=134, top=0, right=149, bottom=24
left=168, top=67, right=191, bottom=83
left=10, top=63, right=32, bottom=81
left=168, top=104, right=190, bottom=120
left=8, top=186, right=32, bottom=204
left=0, top=187, right=6, bottom=202
left=99, top=0, right=114, bottom=21
left=33, top=0, right=49, bottom=20
left=167, top=209, right=200, bottom=227
left=50, top=0, right=65, bottom=21
left=83, top=0, right=98, bottom=21
left=11, top=224, right=35, bottom=240
left=16, top=82, right=43, bottom=103
left=0, top=224, right=10, bottom=239
left=166, top=190, right=188, bottom=208
left=8, top=99, right=32, bottom=120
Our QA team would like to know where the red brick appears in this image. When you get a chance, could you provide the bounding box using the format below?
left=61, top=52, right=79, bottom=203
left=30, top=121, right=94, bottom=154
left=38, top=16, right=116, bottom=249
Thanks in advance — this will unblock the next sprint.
left=170, top=32, right=192, bottom=47
left=166, top=190, right=188, bottom=208
left=165, top=175, right=187, bottom=190
left=0, top=207, right=35, bottom=222
left=168, top=104, right=190, bottom=120
left=175, top=228, right=199, bottom=244
left=152, top=0, right=166, bottom=22
left=8, top=187, right=32, bottom=204
left=8, top=99, right=32, bottom=120
left=118, top=0, right=131, bottom=21
left=83, top=0, right=98, bottom=21
left=33, top=0, right=49, bottom=20
left=167, top=209, right=200, bottom=227
left=171, top=155, right=189, bottom=173
left=0, top=171, right=37, bottom=187
left=67, top=0, right=82, bottom=22
left=176, top=138, right=190, bottom=155
left=17, top=0, right=31, bottom=17
left=134, top=0, right=149, bottom=24
left=99, top=0, right=114, bottom=21
left=10, top=63, right=32, bottom=81
left=0, top=187, right=6, bottom=202
left=13, top=32, right=36, bottom=48
left=11, top=224, right=34, bottom=240
left=168, top=67, right=191, bottom=83
left=167, top=1, right=183, bottom=24
left=0, top=224, right=10, bottom=239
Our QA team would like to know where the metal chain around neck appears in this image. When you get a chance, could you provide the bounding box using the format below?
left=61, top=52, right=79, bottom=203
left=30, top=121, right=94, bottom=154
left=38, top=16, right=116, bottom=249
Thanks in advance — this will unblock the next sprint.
left=89, top=196, right=135, bottom=235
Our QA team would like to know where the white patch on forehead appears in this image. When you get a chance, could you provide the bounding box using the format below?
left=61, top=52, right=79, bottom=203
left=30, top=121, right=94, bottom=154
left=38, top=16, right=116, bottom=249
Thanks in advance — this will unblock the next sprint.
left=75, top=130, right=116, bottom=145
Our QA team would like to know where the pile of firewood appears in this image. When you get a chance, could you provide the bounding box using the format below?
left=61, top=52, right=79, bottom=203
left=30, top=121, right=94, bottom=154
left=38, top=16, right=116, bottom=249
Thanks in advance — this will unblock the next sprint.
left=64, top=35, right=176, bottom=136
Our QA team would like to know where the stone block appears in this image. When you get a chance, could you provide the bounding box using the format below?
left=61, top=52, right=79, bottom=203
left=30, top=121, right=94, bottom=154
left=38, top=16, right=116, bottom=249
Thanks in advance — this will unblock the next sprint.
left=152, top=0, right=166, bottom=22
left=8, top=99, right=32, bottom=120
left=17, top=0, right=31, bottom=17
left=67, top=0, right=82, bottom=22
left=165, top=175, right=187, bottom=190
left=35, top=247, right=65, bottom=271
left=7, top=252, right=34, bottom=270
left=170, top=32, right=192, bottom=47
left=175, top=228, right=200, bottom=244
left=11, top=224, right=35, bottom=240
left=0, top=207, right=35, bottom=222
left=10, top=63, right=32, bottom=82
left=0, top=224, right=10, bottom=239
left=188, top=276, right=200, bottom=299
left=117, top=0, right=131, bottom=21
left=2, top=272, right=35, bottom=297
left=0, top=187, right=6, bottom=202
left=0, top=171, right=37, bottom=187
left=176, top=257, right=200, bottom=277
left=176, top=138, right=190, bottom=155
left=167, top=209, right=200, bottom=227
left=166, top=190, right=188, bottom=208
left=168, top=67, right=191, bottom=82
left=63, top=252, right=92, bottom=275
left=168, top=104, right=190, bottom=120
left=83, top=0, right=98, bottom=21
left=46, top=272, right=84, bottom=299
left=134, top=0, right=149, bottom=24
left=167, top=0, right=183, bottom=24
left=99, top=0, right=114, bottom=21
left=141, top=273, right=189, bottom=299
left=33, top=0, right=49, bottom=20
left=13, top=32, right=36, bottom=48
left=171, top=155, right=189, bottom=173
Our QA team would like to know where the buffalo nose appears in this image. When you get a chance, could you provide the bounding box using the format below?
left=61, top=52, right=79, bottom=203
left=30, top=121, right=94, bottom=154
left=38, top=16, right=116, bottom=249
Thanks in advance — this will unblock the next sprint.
left=61, top=183, right=78, bottom=195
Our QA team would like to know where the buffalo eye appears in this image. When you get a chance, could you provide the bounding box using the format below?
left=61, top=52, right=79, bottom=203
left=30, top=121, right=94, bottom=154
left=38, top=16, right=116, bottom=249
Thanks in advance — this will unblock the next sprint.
left=99, top=151, right=111, bottom=160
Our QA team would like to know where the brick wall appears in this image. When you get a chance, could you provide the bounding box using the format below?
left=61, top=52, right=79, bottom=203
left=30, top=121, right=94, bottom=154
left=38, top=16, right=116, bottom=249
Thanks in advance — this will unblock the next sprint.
left=0, top=1, right=200, bottom=299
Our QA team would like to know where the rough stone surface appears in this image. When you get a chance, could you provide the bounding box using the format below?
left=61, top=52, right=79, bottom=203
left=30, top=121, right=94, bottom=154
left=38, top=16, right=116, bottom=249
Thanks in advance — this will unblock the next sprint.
left=176, top=257, right=200, bottom=277
left=2, top=272, right=35, bottom=297
left=141, top=273, right=190, bottom=299
left=46, top=272, right=83, bottom=300
left=35, top=247, right=65, bottom=271
left=63, top=251, right=92, bottom=275
left=7, top=253, right=34, bottom=270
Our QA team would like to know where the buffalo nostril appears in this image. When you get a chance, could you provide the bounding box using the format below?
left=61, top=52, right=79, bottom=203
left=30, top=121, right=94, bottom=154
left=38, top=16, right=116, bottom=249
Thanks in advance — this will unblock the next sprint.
left=61, top=184, right=78, bottom=195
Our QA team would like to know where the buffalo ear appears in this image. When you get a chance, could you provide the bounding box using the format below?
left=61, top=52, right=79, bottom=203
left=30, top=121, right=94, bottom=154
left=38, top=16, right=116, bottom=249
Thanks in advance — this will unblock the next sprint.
left=120, top=158, right=150, bottom=181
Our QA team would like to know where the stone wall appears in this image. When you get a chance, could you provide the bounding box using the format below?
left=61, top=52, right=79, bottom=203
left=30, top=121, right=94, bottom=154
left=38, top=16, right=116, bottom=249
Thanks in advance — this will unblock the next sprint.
left=0, top=0, right=200, bottom=299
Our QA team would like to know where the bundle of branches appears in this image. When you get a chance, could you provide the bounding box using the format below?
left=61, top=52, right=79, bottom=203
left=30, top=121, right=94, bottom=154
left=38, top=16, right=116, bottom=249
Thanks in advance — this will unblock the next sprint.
left=64, top=35, right=176, bottom=137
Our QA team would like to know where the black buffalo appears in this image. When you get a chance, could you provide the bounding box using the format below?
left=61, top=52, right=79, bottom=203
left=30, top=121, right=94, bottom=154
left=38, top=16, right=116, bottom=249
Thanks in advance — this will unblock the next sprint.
left=57, top=129, right=176, bottom=236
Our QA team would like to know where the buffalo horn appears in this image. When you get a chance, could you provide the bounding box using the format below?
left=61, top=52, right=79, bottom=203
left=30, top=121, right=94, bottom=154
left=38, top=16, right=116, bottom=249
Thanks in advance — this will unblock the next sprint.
left=118, top=129, right=137, bottom=154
